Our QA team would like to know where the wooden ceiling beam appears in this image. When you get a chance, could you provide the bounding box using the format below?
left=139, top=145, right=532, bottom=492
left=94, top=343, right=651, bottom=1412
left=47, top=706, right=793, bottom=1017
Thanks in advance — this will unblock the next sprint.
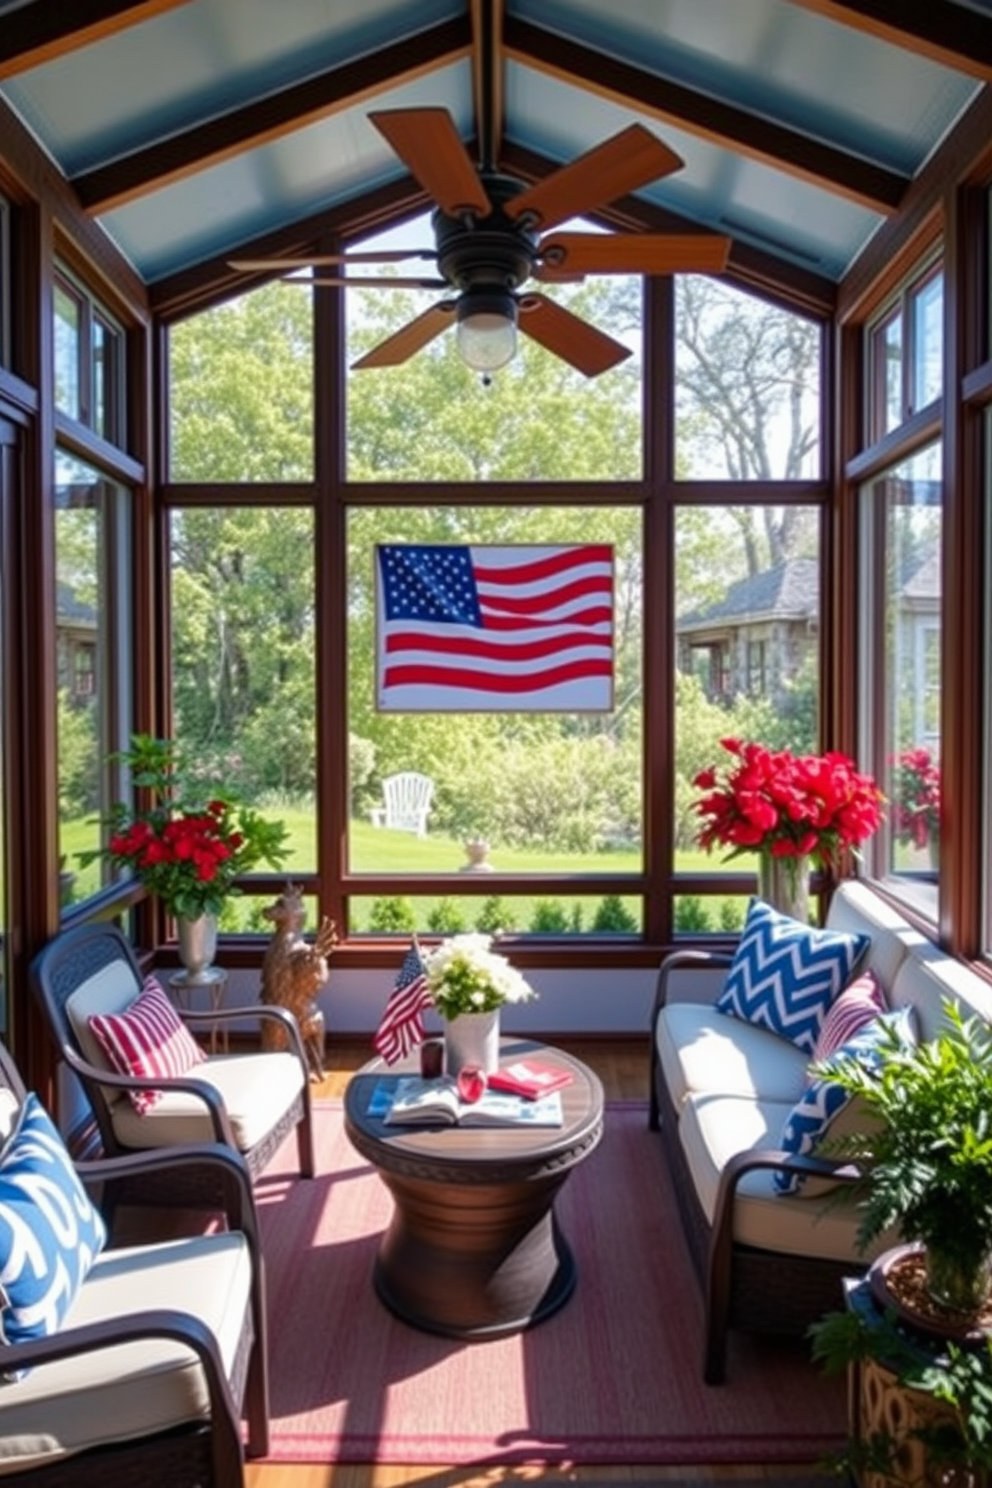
left=0, top=0, right=198, bottom=80
left=786, top=1, right=992, bottom=81
left=503, top=16, right=909, bottom=215
left=471, top=0, right=504, bottom=172
left=71, top=15, right=471, bottom=213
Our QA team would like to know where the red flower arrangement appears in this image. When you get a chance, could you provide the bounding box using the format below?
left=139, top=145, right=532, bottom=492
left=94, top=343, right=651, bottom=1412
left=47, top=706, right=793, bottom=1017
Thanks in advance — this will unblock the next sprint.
left=85, top=734, right=288, bottom=919
left=891, top=746, right=941, bottom=850
left=692, top=738, right=884, bottom=870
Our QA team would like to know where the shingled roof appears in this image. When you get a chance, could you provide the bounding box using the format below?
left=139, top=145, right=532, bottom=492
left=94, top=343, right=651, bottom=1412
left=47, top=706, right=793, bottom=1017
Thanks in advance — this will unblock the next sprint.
left=678, top=557, right=819, bottom=634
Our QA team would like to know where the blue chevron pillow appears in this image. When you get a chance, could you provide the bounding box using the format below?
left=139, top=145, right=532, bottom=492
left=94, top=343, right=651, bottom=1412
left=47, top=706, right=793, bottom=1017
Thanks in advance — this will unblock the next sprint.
left=716, top=897, right=869, bottom=1056
left=774, top=1006, right=917, bottom=1194
left=0, top=1093, right=107, bottom=1370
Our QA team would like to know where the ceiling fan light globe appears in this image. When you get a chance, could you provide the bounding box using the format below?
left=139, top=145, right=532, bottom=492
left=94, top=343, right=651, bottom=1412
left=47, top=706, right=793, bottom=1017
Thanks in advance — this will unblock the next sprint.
left=456, top=291, right=518, bottom=372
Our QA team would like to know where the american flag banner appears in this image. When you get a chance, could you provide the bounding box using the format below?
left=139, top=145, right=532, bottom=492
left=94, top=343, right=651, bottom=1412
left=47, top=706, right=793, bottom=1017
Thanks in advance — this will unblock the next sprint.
left=373, top=938, right=432, bottom=1065
left=375, top=543, right=614, bottom=712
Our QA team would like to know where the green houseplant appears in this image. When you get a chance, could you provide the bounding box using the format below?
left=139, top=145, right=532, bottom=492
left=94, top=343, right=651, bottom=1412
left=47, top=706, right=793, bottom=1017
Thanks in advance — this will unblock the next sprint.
left=809, top=999, right=992, bottom=1485
left=815, top=998, right=992, bottom=1315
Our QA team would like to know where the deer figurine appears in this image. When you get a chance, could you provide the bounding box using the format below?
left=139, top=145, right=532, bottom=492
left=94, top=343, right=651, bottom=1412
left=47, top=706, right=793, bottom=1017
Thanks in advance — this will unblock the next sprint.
left=259, top=884, right=337, bottom=1081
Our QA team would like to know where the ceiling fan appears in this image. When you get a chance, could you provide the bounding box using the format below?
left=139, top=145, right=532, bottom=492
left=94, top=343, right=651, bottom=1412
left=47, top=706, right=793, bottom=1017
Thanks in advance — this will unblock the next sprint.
left=229, top=105, right=731, bottom=377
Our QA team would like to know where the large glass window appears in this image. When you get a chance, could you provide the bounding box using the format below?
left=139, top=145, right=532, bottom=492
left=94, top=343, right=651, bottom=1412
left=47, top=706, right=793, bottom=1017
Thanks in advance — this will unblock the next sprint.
left=866, top=261, right=943, bottom=441
left=912, top=270, right=943, bottom=414
left=53, top=282, right=82, bottom=422
left=674, top=277, right=822, bottom=478
left=168, top=508, right=317, bottom=926
left=860, top=443, right=942, bottom=905
left=167, top=284, right=314, bottom=482
left=347, top=505, right=642, bottom=935
left=674, top=504, right=820, bottom=918
left=871, top=310, right=903, bottom=439
left=53, top=272, right=125, bottom=440
left=55, top=452, right=133, bottom=905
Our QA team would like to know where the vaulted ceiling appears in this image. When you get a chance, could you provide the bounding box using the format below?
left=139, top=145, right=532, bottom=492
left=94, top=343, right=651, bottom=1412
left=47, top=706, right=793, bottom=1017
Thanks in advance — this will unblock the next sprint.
left=1, top=0, right=990, bottom=315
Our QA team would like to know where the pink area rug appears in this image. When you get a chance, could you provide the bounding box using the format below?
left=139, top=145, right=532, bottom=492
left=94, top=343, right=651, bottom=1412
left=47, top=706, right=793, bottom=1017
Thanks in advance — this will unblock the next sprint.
left=255, top=1100, right=846, bottom=1467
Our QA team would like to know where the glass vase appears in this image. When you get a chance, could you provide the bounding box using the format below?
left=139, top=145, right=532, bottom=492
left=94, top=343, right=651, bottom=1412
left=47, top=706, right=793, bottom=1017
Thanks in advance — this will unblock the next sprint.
left=176, top=913, right=218, bottom=984
left=758, top=852, right=810, bottom=923
left=444, top=1009, right=500, bottom=1077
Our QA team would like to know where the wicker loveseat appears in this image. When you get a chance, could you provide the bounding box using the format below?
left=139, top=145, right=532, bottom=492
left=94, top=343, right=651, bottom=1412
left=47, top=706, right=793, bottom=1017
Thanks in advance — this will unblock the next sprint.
left=649, top=879, right=992, bottom=1384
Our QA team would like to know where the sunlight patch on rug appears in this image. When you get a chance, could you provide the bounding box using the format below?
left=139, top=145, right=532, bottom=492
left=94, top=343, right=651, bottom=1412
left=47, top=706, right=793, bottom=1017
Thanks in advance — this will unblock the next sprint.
left=255, top=1101, right=847, bottom=1466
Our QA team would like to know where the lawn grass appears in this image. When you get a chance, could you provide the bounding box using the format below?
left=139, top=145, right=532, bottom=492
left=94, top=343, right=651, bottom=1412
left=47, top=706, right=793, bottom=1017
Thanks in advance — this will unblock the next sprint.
left=61, top=808, right=754, bottom=933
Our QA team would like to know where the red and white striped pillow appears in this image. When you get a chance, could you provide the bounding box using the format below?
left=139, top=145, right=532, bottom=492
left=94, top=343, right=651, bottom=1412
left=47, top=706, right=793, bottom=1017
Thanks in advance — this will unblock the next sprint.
left=810, top=968, right=888, bottom=1070
left=88, top=976, right=206, bottom=1114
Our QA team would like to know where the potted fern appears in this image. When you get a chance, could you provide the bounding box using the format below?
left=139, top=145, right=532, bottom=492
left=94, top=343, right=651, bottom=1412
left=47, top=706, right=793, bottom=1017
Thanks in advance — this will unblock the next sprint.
left=816, top=998, right=992, bottom=1318
left=809, top=999, right=992, bottom=1486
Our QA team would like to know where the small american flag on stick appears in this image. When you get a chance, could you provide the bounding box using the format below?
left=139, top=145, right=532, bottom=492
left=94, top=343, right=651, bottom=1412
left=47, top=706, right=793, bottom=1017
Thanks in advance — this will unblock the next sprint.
left=373, top=937, right=432, bottom=1064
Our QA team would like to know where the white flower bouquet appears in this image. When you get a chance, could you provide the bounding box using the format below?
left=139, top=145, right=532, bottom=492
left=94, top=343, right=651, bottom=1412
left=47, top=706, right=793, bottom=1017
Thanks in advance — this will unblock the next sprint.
left=424, top=933, right=536, bottom=1020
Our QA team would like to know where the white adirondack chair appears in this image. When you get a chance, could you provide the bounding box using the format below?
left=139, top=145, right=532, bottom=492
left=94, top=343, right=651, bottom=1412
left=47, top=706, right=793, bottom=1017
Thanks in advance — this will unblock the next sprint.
left=370, top=771, right=434, bottom=836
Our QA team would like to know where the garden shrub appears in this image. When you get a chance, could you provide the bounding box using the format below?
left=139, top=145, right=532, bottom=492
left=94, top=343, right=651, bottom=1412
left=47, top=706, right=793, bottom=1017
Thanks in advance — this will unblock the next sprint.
left=718, top=898, right=746, bottom=932
left=591, top=894, right=638, bottom=932
left=475, top=896, right=516, bottom=934
left=529, top=899, right=572, bottom=932
left=674, top=896, right=713, bottom=932
left=367, top=896, right=416, bottom=932
left=427, top=897, right=467, bottom=933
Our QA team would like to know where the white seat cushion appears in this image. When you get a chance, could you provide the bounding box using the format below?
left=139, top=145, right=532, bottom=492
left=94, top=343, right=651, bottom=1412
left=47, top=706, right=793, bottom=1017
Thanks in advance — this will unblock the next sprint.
left=656, top=1002, right=809, bottom=1109
left=109, top=1051, right=303, bottom=1152
left=0, top=1232, right=250, bottom=1475
left=676, top=1090, right=896, bottom=1263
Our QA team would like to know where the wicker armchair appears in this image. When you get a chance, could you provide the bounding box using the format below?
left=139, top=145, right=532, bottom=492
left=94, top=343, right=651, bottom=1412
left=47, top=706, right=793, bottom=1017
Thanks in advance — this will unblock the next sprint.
left=30, top=921, right=314, bottom=1201
left=0, top=1037, right=268, bottom=1483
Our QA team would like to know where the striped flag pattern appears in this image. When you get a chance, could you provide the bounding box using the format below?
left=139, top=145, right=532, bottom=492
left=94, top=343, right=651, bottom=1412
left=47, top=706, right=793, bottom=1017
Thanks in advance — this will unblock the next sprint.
left=373, top=939, right=432, bottom=1064
left=376, top=543, right=614, bottom=712
left=88, top=976, right=206, bottom=1113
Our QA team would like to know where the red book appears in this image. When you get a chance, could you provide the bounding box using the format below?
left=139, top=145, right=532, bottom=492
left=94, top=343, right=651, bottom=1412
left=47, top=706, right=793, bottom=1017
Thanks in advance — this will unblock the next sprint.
left=487, top=1059, right=573, bottom=1100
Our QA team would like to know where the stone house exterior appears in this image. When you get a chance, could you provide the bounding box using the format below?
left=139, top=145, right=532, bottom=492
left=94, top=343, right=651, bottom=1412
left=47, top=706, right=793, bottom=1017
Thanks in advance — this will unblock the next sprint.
left=676, top=558, right=818, bottom=709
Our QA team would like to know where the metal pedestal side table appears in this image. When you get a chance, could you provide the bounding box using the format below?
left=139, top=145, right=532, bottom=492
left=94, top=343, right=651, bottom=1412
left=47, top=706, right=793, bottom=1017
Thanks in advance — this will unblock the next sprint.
left=168, top=966, right=229, bottom=1055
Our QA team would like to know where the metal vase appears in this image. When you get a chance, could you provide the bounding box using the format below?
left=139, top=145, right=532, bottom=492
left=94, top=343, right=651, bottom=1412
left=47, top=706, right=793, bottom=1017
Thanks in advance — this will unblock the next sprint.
left=176, top=913, right=218, bottom=984
left=444, top=1009, right=500, bottom=1076
left=758, top=852, right=810, bottom=923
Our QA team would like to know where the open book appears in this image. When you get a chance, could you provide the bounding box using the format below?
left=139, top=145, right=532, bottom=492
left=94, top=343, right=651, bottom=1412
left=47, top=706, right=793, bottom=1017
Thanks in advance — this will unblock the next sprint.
left=382, top=1076, right=564, bottom=1128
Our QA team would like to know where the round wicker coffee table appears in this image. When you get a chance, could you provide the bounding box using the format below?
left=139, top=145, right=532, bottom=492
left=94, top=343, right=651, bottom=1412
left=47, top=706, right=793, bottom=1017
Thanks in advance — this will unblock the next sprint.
left=344, top=1038, right=604, bottom=1339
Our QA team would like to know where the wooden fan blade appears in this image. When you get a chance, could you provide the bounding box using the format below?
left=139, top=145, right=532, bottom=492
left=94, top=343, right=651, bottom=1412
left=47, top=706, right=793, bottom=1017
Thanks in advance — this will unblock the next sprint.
left=310, top=276, right=448, bottom=289
left=351, top=302, right=457, bottom=369
left=518, top=293, right=631, bottom=376
left=228, top=250, right=432, bottom=271
left=369, top=108, right=491, bottom=218
left=506, top=125, right=684, bottom=231
left=539, top=231, right=731, bottom=276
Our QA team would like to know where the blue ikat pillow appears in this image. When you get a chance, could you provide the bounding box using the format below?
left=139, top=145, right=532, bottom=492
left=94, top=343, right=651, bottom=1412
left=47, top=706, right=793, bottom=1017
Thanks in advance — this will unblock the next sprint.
left=774, top=1005, right=917, bottom=1195
left=0, top=1093, right=107, bottom=1367
left=716, top=898, right=869, bottom=1056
